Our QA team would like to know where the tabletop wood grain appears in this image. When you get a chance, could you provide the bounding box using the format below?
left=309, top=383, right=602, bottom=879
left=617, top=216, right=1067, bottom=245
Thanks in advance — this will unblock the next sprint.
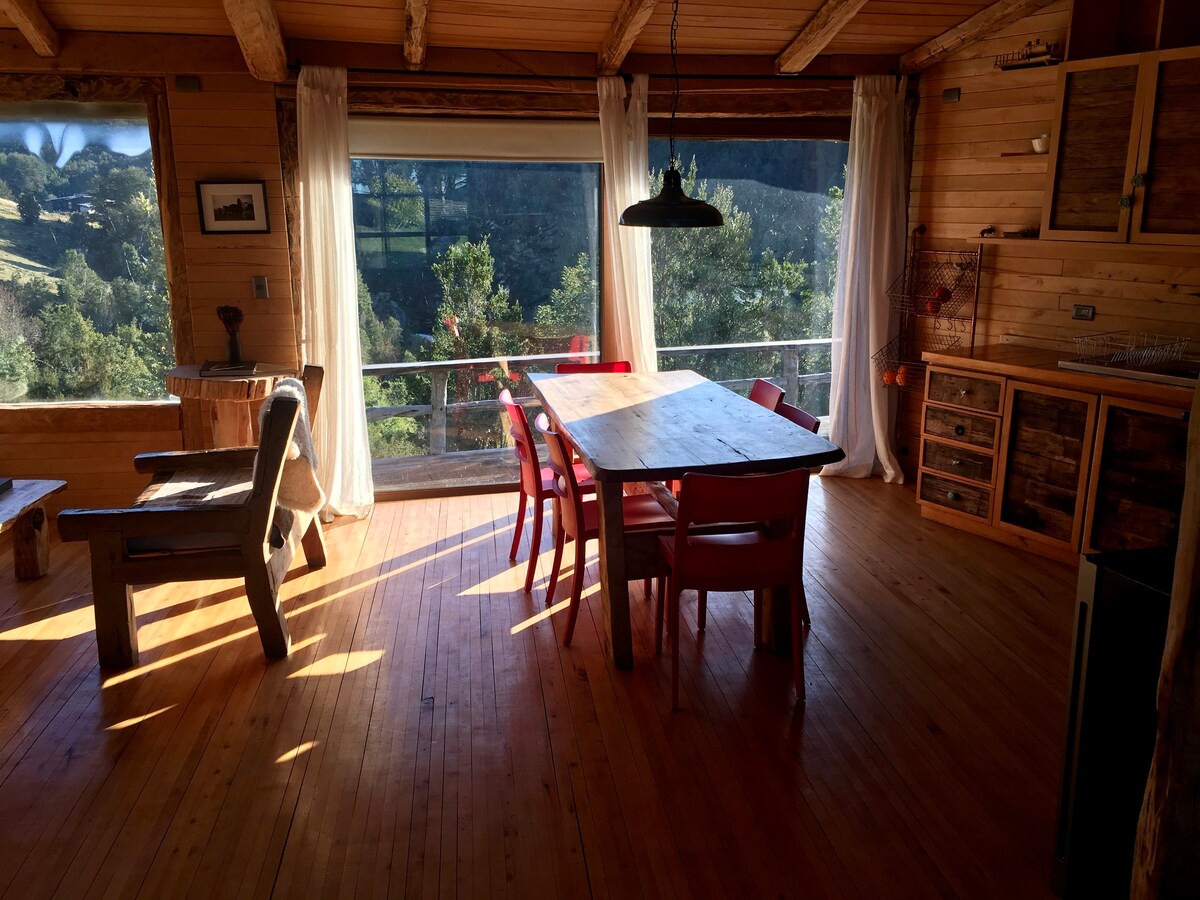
left=0, top=479, right=67, bottom=533
left=529, top=369, right=845, bottom=481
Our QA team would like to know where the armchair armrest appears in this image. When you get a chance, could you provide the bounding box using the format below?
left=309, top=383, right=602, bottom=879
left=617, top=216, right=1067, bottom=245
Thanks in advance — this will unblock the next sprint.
left=134, top=448, right=258, bottom=474
left=58, top=504, right=253, bottom=541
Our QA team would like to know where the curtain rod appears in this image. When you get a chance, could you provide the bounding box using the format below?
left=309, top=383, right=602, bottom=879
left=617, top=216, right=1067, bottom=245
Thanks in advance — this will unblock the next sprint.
left=289, top=62, right=851, bottom=83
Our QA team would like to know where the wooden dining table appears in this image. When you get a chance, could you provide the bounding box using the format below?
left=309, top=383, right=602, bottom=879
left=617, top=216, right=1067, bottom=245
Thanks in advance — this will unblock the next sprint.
left=528, top=368, right=845, bottom=670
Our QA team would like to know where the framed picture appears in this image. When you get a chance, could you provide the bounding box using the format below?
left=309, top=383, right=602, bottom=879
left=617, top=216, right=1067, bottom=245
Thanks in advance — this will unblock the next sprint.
left=196, top=180, right=270, bottom=234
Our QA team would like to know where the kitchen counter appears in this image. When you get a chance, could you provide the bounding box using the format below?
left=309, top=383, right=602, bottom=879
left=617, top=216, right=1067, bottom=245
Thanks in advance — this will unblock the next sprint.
left=923, top=343, right=1194, bottom=410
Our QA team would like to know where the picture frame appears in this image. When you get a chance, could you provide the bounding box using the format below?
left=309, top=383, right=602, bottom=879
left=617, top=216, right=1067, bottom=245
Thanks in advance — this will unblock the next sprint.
left=196, top=180, right=270, bottom=234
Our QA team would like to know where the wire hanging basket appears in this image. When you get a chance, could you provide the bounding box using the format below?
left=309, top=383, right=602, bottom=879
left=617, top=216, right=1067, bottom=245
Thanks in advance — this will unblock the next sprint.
left=885, top=248, right=981, bottom=319
left=872, top=332, right=961, bottom=392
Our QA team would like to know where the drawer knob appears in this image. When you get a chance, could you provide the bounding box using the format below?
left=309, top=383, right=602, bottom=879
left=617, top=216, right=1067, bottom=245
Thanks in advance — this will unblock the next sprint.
left=954, top=424, right=966, bottom=436
left=957, top=389, right=969, bottom=397
left=950, top=458, right=962, bottom=466
left=947, top=491, right=961, bottom=502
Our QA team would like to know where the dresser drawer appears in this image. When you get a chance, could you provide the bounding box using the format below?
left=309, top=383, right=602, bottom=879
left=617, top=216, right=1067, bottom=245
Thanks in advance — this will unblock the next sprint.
left=923, top=405, right=999, bottom=450
left=922, top=439, right=994, bottom=484
left=919, top=472, right=991, bottom=520
left=927, top=369, right=1003, bottom=413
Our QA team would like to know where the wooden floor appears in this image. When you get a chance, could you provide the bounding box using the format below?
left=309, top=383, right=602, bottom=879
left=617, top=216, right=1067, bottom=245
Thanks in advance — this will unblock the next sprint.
left=0, top=477, right=1077, bottom=899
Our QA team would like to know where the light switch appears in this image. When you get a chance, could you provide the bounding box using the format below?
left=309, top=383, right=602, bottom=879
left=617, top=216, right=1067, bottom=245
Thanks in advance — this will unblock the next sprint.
left=252, top=275, right=269, bottom=299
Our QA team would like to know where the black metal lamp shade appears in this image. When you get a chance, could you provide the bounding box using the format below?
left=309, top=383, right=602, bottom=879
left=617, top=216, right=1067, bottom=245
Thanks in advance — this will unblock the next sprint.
left=619, top=168, right=724, bottom=228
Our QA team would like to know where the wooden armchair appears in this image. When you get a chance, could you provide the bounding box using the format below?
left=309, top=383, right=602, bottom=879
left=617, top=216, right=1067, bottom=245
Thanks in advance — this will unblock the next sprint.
left=58, top=391, right=327, bottom=669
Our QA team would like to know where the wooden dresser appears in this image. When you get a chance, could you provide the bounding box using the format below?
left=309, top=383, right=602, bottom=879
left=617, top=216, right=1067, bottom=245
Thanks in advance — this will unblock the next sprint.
left=918, top=344, right=1192, bottom=563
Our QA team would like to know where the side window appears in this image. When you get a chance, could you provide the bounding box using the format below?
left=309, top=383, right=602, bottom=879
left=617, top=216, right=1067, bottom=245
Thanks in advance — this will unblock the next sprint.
left=0, top=102, right=172, bottom=402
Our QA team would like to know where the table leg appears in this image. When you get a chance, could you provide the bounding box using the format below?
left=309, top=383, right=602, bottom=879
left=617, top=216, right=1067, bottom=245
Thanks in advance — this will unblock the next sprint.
left=211, top=400, right=255, bottom=447
left=596, top=480, right=633, bottom=670
left=13, top=504, right=49, bottom=579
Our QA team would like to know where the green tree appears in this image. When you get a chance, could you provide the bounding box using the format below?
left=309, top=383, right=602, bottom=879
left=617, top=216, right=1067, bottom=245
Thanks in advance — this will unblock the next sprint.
left=533, top=252, right=597, bottom=335
left=17, top=192, right=41, bottom=225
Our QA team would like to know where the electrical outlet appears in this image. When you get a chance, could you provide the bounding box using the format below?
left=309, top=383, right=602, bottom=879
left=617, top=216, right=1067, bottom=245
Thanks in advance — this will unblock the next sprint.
left=1072, top=304, right=1095, bottom=321
left=252, top=275, right=269, bottom=299
left=942, top=87, right=961, bottom=103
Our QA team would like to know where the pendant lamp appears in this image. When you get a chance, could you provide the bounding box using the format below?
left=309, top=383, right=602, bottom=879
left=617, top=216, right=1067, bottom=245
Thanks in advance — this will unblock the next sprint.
left=619, top=0, right=724, bottom=229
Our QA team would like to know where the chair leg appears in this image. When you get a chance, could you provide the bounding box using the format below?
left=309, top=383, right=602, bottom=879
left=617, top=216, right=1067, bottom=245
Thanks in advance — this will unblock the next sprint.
left=509, top=490, right=528, bottom=560
left=797, top=579, right=811, bottom=627
left=697, top=589, right=707, bottom=631
left=671, top=586, right=681, bottom=710
left=790, top=579, right=806, bottom=703
left=655, top=574, right=668, bottom=656
left=561, top=537, right=588, bottom=647
left=523, top=496, right=544, bottom=594
left=545, top=525, right=566, bottom=608
left=300, top=516, right=327, bottom=570
left=753, top=588, right=764, bottom=650
left=244, top=560, right=291, bottom=660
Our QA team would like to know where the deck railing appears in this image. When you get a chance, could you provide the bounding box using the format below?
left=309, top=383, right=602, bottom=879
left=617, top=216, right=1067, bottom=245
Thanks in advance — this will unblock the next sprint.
left=363, top=338, right=834, bottom=455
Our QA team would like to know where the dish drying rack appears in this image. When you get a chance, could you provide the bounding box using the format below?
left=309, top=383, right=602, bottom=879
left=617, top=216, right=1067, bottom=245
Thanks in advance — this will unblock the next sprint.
left=1071, top=331, right=1190, bottom=367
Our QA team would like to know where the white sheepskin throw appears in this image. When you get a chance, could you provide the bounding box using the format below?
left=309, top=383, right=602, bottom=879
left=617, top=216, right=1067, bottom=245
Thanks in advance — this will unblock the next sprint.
left=259, top=377, right=325, bottom=514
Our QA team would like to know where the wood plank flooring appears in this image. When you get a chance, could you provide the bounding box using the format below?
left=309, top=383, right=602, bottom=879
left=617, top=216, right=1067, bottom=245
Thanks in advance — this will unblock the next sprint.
left=0, top=476, right=1077, bottom=899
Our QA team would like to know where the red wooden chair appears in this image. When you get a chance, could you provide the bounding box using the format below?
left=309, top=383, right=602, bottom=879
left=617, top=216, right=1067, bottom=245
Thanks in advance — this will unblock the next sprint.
left=656, top=468, right=811, bottom=709
left=776, top=401, right=820, bottom=433
left=748, top=378, right=784, bottom=410
left=535, top=414, right=674, bottom=646
left=554, top=361, right=633, bottom=374
left=498, top=389, right=593, bottom=593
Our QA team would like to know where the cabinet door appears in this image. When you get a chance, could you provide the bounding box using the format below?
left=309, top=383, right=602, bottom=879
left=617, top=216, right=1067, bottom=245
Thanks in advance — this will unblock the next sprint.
left=1042, top=56, right=1145, bottom=242
left=1131, top=47, right=1200, bottom=245
left=1082, top=397, right=1189, bottom=553
left=995, top=382, right=1097, bottom=549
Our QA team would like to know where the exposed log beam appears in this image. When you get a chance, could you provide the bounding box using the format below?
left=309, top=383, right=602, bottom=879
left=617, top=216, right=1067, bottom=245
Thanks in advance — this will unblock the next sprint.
left=0, top=0, right=60, bottom=58
left=404, top=0, right=430, bottom=70
left=222, top=0, right=288, bottom=82
left=597, top=0, right=658, bottom=76
left=899, top=0, right=1059, bottom=74
left=775, top=0, right=869, bottom=75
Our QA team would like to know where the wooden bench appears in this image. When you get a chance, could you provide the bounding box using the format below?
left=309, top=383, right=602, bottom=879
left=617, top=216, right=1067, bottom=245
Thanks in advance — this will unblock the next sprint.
left=1, top=479, right=67, bottom=579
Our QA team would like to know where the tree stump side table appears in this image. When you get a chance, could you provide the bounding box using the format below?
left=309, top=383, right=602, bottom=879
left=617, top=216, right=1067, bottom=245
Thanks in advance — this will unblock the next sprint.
left=166, top=364, right=294, bottom=448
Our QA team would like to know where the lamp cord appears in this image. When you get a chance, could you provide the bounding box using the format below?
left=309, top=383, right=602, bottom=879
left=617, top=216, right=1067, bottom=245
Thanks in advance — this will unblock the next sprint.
left=668, top=0, right=679, bottom=173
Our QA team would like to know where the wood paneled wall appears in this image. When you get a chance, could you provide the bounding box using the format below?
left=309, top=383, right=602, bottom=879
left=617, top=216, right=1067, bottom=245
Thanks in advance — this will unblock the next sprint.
left=168, top=75, right=297, bottom=370
left=0, top=402, right=182, bottom=513
left=898, top=0, right=1200, bottom=471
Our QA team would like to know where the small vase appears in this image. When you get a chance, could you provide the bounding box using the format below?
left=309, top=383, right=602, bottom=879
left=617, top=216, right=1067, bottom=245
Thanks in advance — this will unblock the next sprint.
left=226, top=332, right=243, bottom=365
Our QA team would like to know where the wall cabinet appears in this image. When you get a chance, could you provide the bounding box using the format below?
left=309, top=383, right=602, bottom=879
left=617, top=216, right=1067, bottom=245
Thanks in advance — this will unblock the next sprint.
left=917, top=352, right=1191, bottom=563
left=1042, top=46, right=1200, bottom=246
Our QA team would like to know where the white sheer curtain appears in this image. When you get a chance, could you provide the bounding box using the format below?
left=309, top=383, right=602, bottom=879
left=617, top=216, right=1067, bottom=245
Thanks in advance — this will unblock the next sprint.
left=597, top=75, right=657, bottom=373
left=822, top=75, right=907, bottom=483
left=297, top=65, right=374, bottom=519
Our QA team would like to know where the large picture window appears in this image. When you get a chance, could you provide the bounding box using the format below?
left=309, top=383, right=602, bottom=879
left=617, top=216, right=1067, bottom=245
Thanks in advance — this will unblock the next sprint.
left=0, top=101, right=171, bottom=402
left=350, top=120, right=602, bottom=476
left=649, top=138, right=848, bottom=417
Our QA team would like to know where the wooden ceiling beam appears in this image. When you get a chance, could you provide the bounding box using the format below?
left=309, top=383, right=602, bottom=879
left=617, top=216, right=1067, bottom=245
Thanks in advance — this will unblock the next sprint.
left=899, top=0, right=1059, bottom=74
left=222, top=0, right=288, bottom=82
left=775, top=0, right=870, bottom=75
left=597, top=0, right=658, bottom=76
left=0, top=0, right=60, bottom=58
left=405, top=0, right=430, bottom=69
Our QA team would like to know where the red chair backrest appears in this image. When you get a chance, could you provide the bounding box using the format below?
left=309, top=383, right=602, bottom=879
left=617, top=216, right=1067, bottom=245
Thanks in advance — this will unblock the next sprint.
left=673, top=468, right=810, bottom=586
left=534, top=414, right=587, bottom=538
left=776, top=401, right=820, bottom=433
left=499, top=389, right=541, bottom=497
left=748, top=378, right=784, bottom=410
left=555, top=361, right=633, bottom=374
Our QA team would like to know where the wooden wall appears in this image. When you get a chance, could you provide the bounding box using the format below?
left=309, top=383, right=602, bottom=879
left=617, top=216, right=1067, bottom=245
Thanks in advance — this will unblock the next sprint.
left=0, top=403, right=182, bottom=514
left=898, top=0, right=1200, bottom=471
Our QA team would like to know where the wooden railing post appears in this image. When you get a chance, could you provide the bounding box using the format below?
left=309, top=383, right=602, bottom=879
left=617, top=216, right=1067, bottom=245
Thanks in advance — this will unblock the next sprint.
left=783, top=346, right=800, bottom=405
left=430, top=371, right=448, bottom=455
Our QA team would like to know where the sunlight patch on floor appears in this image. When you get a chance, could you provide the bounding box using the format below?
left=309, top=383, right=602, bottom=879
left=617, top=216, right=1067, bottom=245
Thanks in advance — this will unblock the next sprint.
left=288, top=649, right=384, bottom=678
left=105, top=705, right=175, bottom=731
left=276, top=741, right=318, bottom=763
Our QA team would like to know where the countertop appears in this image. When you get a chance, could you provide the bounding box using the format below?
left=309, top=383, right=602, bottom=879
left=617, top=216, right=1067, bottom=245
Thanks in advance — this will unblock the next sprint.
left=923, top=343, right=1194, bottom=409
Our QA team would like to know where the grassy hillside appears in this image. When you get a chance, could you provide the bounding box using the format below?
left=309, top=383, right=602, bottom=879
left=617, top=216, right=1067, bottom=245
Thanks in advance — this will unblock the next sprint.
left=0, top=197, right=67, bottom=286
